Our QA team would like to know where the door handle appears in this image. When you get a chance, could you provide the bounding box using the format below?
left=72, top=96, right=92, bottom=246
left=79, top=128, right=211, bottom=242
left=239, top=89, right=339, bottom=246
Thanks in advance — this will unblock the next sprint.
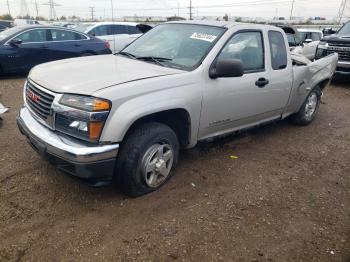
left=40, top=45, right=49, bottom=49
left=255, top=78, right=269, bottom=88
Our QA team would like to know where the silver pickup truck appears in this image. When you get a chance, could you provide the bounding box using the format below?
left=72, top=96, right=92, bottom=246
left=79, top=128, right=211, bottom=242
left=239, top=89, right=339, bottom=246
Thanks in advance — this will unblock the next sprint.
left=17, top=21, right=338, bottom=196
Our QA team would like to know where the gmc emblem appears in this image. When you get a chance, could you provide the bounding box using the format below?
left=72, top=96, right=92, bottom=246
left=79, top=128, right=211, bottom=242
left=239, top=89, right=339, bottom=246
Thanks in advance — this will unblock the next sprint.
left=27, top=90, right=40, bottom=103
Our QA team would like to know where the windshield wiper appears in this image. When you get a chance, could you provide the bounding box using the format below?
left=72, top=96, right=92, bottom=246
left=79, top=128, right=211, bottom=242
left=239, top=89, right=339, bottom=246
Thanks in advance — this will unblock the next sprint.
left=136, top=56, right=172, bottom=67
left=118, top=51, right=137, bottom=59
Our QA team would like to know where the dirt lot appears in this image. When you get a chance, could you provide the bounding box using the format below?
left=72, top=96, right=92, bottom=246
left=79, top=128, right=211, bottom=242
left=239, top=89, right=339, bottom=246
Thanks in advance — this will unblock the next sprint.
left=0, top=75, right=349, bottom=262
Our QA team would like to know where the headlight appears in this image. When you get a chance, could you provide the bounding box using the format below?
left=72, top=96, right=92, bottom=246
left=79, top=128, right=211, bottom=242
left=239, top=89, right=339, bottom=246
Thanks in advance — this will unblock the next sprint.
left=318, top=41, right=328, bottom=48
left=55, top=94, right=111, bottom=143
left=60, top=94, right=110, bottom=112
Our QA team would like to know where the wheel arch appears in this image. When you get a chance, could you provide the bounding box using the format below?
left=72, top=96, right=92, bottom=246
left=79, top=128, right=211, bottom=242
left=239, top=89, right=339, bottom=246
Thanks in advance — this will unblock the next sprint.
left=122, top=108, right=192, bottom=149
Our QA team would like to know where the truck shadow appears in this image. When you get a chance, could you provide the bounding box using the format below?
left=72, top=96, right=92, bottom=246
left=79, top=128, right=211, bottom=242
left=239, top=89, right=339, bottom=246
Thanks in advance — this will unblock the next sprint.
left=332, top=74, right=350, bottom=88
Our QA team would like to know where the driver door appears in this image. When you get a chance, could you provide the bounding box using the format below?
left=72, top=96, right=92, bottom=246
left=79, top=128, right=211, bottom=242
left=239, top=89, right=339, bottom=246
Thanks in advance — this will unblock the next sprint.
left=4, top=28, right=50, bottom=72
left=199, top=30, right=289, bottom=140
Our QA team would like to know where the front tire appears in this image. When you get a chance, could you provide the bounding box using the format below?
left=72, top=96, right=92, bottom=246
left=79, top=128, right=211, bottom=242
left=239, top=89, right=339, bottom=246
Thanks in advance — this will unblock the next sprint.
left=291, top=86, right=322, bottom=126
left=115, top=122, right=179, bottom=197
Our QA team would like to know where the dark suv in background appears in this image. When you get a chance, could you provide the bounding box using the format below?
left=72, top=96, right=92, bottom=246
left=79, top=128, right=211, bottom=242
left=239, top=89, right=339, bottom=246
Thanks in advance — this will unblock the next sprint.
left=316, top=21, right=350, bottom=73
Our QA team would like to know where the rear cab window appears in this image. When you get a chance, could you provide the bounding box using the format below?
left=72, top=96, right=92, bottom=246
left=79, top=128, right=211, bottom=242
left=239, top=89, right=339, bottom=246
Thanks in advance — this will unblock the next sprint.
left=268, top=31, right=288, bottom=70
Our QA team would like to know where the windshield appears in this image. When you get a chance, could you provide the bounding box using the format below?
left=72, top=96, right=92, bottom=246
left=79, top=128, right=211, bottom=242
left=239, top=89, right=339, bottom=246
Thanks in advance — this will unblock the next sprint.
left=75, top=23, right=94, bottom=33
left=0, top=27, right=23, bottom=41
left=338, top=22, right=350, bottom=36
left=121, top=24, right=225, bottom=70
left=299, top=31, right=322, bottom=41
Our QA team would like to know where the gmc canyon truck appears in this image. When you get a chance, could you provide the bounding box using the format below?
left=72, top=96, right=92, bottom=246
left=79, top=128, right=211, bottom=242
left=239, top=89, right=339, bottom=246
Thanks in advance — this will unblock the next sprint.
left=17, top=21, right=338, bottom=197
left=316, top=21, right=350, bottom=73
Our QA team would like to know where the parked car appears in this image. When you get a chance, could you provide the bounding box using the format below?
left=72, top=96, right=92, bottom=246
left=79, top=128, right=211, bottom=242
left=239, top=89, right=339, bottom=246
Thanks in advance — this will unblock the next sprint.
left=0, top=24, right=8, bottom=32
left=14, top=19, right=40, bottom=26
left=17, top=21, right=337, bottom=197
left=75, top=22, right=152, bottom=53
left=298, top=29, right=323, bottom=60
left=0, top=25, right=112, bottom=74
left=0, top=20, right=13, bottom=32
left=316, top=21, right=350, bottom=73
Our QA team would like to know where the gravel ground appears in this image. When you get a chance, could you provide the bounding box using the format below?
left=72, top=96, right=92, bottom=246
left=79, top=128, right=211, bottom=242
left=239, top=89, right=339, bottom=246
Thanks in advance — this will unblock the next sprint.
left=0, top=75, right=349, bottom=262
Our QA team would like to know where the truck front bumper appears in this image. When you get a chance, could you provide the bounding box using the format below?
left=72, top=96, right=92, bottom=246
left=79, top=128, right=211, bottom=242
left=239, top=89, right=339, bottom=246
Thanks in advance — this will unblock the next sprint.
left=336, top=61, right=350, bottom=73
left=17, top=106, right=119, bottom=182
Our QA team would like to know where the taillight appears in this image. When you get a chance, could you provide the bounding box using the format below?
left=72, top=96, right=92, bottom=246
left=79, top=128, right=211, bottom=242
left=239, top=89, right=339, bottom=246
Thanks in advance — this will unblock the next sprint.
left=105, top=41, right=110, bottom=50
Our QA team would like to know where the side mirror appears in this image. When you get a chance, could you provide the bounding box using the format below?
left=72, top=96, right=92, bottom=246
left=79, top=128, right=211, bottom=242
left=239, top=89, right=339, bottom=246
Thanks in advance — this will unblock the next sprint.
left=209, top=59, right=244, bottom=79
left=9, top=39, right=23, bottom=46
left=304, top=39, right=313, bottom=44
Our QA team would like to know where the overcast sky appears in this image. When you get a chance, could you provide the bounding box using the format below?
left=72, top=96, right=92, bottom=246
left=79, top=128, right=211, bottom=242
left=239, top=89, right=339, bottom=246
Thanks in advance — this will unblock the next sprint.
left=1, top=0, right=346, bottom=19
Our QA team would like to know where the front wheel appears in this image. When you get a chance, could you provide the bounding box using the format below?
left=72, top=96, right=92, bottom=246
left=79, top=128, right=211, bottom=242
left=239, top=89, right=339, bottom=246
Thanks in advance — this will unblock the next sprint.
left=290, top=86, right=322, bottom=126
left=115, top=122, right=179, bottom=197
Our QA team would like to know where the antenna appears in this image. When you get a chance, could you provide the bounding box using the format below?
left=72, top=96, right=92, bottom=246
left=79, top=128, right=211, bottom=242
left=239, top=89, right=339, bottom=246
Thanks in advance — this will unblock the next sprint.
left=43, top=0, right=60, bottom=20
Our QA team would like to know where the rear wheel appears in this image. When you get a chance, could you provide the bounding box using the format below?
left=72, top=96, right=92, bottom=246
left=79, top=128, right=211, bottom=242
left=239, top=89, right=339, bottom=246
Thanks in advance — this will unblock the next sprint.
left=115, top=122, right=179, bottom=197
left=291, top=86, right=322, bottom=126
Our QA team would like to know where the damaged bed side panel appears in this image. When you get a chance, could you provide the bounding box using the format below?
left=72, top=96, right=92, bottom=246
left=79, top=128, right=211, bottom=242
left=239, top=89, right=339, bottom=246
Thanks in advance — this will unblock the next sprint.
left=283, top=53, right=338, bottom=118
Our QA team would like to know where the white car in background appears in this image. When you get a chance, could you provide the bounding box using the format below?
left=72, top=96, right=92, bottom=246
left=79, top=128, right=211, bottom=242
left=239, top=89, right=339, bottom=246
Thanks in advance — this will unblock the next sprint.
left=297, top=29, right=323, bottom=60
left=75, top=22, right=152, bottom=53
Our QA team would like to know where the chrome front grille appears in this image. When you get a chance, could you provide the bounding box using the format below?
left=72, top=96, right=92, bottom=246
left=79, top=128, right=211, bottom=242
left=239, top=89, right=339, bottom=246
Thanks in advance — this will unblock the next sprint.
left=328, top=42, right=350, bottom=48
left=325, top=49, right=350, bottom=61
left=25, top=81, right=55, bottom=120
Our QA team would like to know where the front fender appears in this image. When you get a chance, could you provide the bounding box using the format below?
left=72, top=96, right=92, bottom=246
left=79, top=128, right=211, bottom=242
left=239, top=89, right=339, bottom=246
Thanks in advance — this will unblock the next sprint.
left=99, top=83, right=202, bottom=146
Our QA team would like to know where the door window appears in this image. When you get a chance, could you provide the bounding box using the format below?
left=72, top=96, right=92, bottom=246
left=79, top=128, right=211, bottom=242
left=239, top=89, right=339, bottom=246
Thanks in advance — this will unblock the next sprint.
left=111, top=25, right=128, bottom=35
left=89, top=25, right=110, bottom=36
left=127, top=25, right=142, bottom=34
left=268, top=31, right=288, bottom=70
left=16, top=29, right=47, bottom=43
left=50, top=29, right=87, bottom=41
left=311, top=32, right=322, bottom=41
left=217, top=31, right=264, bottom=73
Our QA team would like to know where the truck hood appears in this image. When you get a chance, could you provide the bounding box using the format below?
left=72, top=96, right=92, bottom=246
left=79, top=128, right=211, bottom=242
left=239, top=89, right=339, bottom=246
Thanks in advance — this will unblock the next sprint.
left=29, top=55, right=185, bottom=95
left=323, top=34, right=350, bottom=43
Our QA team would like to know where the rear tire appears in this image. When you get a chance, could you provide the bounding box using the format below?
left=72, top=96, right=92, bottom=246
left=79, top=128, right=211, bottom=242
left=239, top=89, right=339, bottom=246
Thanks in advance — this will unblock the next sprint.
left=290, top=86, right=322, bottom=126
left=115, top=122, right=179, bottom=197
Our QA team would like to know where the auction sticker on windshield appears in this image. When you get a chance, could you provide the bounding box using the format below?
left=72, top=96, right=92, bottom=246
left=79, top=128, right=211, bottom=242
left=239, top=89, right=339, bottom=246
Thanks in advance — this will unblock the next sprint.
left=190, top=32, right=217, bottom=42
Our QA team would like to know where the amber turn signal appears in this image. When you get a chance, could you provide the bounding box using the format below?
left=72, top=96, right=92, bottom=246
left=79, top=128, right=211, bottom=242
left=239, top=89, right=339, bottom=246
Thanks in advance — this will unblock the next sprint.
left=89, top=121, right=104, bottom=140
left=93, top=99, right=111, bottom=111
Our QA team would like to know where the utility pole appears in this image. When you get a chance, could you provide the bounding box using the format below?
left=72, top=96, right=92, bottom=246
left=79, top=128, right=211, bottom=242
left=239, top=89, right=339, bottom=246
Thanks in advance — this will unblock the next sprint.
left=34, top=0, right=39, bottom=18
left=20, top=0, right=30, bottom=17
left=189, top=0, right=193, bottom=20
left=6, top=0, right=11, bottom=16
left=89, top=6, right=95, bottom=21
left=43, top=0, right=59, bottom=21
left=289, top=0, right=295, bottom=20
left=338, top=0, right=348, bottom=24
